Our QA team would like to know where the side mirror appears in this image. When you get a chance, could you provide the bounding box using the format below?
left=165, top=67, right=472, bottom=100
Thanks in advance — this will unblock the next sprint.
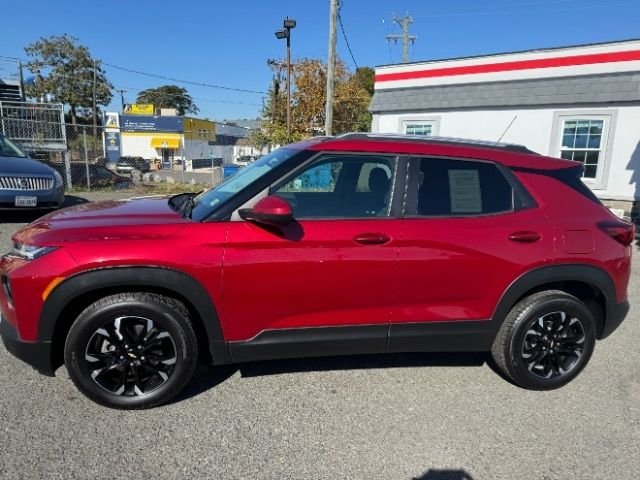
left=238, top=195, right=293, bottom=226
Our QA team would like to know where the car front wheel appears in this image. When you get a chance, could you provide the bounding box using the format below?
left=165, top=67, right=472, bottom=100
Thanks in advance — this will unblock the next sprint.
left=64, top=292, right=198, bottom=409
left=491, top=290, right=596, bottom=390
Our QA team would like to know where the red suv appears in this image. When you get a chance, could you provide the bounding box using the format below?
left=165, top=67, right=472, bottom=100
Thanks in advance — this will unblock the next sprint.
left=0, top=134, right=633, bottom=408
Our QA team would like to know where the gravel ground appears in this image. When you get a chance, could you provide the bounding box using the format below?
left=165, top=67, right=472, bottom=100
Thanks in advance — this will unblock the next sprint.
left=0, top=193, right=639, bottom=480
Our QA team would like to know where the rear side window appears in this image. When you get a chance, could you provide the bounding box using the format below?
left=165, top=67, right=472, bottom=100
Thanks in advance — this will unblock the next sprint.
left=414, top=158, right=516, bottom=216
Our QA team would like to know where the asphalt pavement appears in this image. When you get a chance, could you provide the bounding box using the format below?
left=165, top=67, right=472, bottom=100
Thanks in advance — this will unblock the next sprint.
left=0, top=194, right=638, bottom=480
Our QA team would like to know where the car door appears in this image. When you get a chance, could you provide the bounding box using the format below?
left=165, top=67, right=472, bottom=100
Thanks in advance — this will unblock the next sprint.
left=388, top=155, right=554, bottom=353
left=222, top=152, right=404, bottom=361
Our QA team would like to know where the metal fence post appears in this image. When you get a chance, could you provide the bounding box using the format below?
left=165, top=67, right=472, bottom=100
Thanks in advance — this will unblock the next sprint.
left=209, top=148, right=214, bottom=186
left=181, top=139, right=185, bottom=185
left=0, top=101, right=5, bottom=137
left=64, top=150, right=72, bottom=188
left=82, top=127, right=91, bottom=191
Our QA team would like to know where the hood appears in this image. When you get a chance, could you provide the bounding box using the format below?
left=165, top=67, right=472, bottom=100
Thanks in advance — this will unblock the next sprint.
left=13, top=197, right=190, bottom=245
left=0, top=155, right=57, bottom=176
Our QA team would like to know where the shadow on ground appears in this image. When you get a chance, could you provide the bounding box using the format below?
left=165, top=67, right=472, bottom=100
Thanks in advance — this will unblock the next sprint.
left=173, top=352, right=488, bottom=404
left=0, top=195, right=88, bottom=224
left=413, top=469, right=474, bottom=480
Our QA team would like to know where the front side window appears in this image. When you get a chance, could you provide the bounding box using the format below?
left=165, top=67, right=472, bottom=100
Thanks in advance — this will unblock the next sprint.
left=190, top=147, right=298, bottom=220
left=558, top=119, right=606, bottom=179
left=272, top=154, right=397, bottom=219
left=413, top=157, right=515, bottom=216
left=278, top=162, right=342, bottom=193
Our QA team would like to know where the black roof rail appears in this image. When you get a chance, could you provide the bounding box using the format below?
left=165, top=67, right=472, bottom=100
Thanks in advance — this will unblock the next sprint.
left=334, top=132, right=538, bottom=155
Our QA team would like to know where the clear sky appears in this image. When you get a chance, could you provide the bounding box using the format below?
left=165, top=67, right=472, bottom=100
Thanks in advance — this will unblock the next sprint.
left=2, top=0, right=639, bottom=121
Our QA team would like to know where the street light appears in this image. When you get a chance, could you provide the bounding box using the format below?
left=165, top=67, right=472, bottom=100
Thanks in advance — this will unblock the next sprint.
left=275, top=17, right=296, bottom=140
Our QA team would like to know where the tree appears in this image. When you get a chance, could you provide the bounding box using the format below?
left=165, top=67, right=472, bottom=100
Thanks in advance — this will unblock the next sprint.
left=258, top=78, right=295, bottom=145
left=258, top=57, right=374, bottom=144
left=340, top=66, right=375, bottom=132
left=24, top=35, right=112, bottom=125
left=353, top=67, right=375, bottom=96
left=136, top=85, right=199, bottom=115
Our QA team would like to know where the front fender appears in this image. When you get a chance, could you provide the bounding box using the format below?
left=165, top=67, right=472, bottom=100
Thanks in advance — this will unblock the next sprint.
left=39, top=266, right=231, bottom=365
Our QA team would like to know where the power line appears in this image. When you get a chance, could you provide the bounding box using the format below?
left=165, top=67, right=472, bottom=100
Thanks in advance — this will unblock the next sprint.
left=413, top=0, right=599, bottom=15
left=102, top=62, right=266, bottom=95
left=413, top=0, right=638, bottom=18
left=115, top=85, right=262, bottom=107
left=385, top=16, right=395, bottom=63
left=338, top=11, right=358, bottom=68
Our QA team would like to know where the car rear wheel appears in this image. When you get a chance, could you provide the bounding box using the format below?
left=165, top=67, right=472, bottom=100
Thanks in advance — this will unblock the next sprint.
left=491, top=290, right=596, bottom=390
left=64, top=292, right=198, bottom=409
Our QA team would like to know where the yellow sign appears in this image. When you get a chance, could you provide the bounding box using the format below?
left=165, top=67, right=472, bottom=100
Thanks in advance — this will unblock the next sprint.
left=183, top=117, right=216, bottom=141
left=150, top=135, right=181, bottom=149
left=124, top=104, right=155, bottom=115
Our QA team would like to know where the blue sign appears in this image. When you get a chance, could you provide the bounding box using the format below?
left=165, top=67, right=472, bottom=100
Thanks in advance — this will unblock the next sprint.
left=120, top=115, right=183, bottom=133
left=104, top=131, right=121, bottom=163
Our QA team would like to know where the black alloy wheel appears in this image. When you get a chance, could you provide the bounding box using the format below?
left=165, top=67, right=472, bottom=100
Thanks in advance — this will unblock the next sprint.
left=84, top=315, right=178, bottom=396
left=65, top=293, right=198, bottom=409
left=491, top=290, right=596, bottom=390
left=521, top=311, right=586, bottom=379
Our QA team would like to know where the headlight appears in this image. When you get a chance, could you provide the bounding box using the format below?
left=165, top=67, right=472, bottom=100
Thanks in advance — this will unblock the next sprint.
left=53, top=171, right=64, bottom=188
left=9, top=242, right=58, bottom=260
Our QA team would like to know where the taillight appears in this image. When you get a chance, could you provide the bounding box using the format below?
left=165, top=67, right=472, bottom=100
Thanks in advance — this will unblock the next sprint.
left=598, top=220, right=636, bottom=246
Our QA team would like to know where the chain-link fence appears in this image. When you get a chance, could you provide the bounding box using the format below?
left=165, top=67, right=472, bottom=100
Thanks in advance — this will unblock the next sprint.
left=1, top=116, right=265, bottom=195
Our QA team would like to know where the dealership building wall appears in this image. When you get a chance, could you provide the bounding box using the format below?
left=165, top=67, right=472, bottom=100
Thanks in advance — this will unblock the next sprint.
left=370, top=39, right=640, bottom=218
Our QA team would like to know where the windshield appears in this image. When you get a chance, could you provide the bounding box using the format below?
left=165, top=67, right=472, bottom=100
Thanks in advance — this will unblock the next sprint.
left=0, top=135, right=28, bottom=158
left=189, top=147, right=298, bottom=221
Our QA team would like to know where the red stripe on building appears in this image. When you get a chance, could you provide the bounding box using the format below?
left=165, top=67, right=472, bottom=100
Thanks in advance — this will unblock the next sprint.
left=375, top=49, right=640, bottom=82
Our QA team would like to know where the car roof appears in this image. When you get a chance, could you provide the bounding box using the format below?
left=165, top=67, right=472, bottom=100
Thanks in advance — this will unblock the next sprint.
left=296, top=133, right=580, bottom=170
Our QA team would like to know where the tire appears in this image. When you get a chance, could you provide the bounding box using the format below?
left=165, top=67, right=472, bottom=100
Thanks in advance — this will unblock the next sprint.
left=491, top=290, right=596, bottom=390
left=64, top=293, right=198, bottom=409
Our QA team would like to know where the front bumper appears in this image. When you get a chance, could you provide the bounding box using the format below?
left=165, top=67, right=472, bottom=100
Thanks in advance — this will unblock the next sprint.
left=0, top=315, right=54, bottom=376
left=0, top=186, right=65, bottom=209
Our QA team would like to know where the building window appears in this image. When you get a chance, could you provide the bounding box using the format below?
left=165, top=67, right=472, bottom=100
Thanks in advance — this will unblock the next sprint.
left=403, top=122, right=434, bottom=136
left=558, top=118, right=607, bottom=180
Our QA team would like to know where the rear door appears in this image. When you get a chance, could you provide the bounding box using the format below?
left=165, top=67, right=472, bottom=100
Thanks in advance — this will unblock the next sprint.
left=389, top=156, right=554, bottom=352
left=222, top=152, right=405, bottom=360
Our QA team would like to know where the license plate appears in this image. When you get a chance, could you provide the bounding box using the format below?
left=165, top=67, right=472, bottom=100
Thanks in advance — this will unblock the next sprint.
left=14, top=196, right=37, bottom=207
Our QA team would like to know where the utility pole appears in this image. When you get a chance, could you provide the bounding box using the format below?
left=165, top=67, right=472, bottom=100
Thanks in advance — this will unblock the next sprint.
left=92, top=60, right=98, bottom=135
left=286, top=28, right=292, bottom=140
left=117, top=89, right=126, bottom=111
left=325, top=0, right=339, bottom=136
left=267, top=59, right=285, bottom=123
left=386, top=14, right=417, bottom=63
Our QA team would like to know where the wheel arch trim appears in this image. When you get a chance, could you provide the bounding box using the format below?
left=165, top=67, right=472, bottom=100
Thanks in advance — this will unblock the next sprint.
left=38, top=266, right=231, bottom=365
left=491, top=263, right=617, bottom=338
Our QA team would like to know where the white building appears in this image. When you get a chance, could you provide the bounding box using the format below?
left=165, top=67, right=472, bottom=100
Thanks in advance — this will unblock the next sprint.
left=370, top=39, right=640, bottom=219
